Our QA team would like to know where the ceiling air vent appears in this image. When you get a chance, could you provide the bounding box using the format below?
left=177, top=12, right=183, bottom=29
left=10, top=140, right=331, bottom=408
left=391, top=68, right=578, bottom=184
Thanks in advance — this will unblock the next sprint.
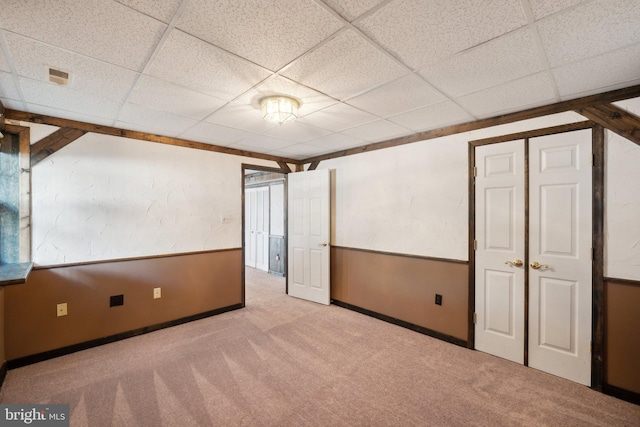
left=48, top=67, right=70, bottom=86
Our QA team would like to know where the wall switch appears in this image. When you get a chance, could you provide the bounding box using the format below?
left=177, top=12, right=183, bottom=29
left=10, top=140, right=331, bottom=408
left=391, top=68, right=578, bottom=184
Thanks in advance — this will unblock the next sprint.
left=153, top=287, right=161, bottom=299
left=435, top=294, right=442, bottom=306
left=57, top=303, right=67, bottom=317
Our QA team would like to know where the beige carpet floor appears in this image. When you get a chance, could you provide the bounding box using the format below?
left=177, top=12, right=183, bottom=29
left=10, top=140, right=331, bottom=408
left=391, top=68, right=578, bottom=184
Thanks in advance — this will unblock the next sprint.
left=1, top=267, right=638, bottom=426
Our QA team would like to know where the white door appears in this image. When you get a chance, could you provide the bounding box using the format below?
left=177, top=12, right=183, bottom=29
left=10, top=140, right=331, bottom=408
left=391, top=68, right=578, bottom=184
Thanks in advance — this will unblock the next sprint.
left=245, top=187, right=270, bottom=271
left=288, top=169, right=330, bottom=305
left=255, top=186, right=270, bottom=272
left=475, top=129, right=592, bottom=386
left=528, top=130, right=592, bottom=386
left=475, top=140, right=526, bottom=364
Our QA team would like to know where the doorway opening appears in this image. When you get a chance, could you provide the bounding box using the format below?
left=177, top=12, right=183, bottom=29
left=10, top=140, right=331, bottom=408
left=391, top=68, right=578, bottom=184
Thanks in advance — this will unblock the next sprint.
left=242, top=165, right=287, bottom=305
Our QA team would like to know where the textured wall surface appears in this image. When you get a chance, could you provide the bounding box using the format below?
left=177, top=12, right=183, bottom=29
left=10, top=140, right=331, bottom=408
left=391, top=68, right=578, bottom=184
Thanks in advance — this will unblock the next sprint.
left=325, top=134, right=468, bottom=260
left=31, top=132, right=275, bottom=265
left=322, top=111, right=586, bottom=261
left=607, top=98, right=640, bottom=281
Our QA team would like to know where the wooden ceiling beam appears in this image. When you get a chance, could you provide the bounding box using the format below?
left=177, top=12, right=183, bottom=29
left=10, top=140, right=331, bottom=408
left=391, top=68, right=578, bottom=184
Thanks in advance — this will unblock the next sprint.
left=31, top=127, right=87, bottom=166
left=276, top=161, right=292, bottom=173
left=576, top=103, right=640, bottom=146
left=6, top=83, right=640, bottom=166
left=4, top=109, right=301, bottom=165
left=307, top=161, right=321, bottom=171
left=300, top=83, right=640, bottom=164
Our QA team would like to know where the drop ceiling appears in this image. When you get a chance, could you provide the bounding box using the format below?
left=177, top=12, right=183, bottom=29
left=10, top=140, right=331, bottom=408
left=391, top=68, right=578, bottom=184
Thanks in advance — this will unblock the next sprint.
left=1, top=0, right=639, bottom=160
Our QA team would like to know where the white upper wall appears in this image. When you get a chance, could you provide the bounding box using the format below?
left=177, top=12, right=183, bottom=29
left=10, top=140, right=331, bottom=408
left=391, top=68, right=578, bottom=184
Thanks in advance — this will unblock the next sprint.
left=606, top=97, right=640, bottom=280
left=25, top=98, right=640, bottom=280
left=322, top=101, right=640, bottom=280
left=325, top=133, right=468, bottom=260
left=32, top=132, right=275, bottom=265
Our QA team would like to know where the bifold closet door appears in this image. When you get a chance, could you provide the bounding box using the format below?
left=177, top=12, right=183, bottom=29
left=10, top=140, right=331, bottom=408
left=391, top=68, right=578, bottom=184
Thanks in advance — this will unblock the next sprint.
left=475, top=129, right=592, bottom=386
left=245, top=186, right=270, bottom=271
left=528, top=130, right=592, bottom=386
left=475, top=140, right=526, bottom=364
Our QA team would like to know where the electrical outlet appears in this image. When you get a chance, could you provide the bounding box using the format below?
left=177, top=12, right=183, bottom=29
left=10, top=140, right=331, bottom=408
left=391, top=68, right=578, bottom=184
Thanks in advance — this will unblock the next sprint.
left=435, top=294, right=442, bottom=306
left=110, top=295, right=124, bottom=307
left=153, top=287, right=161, bottom=299
left=57, top=303, right=67, bottom=317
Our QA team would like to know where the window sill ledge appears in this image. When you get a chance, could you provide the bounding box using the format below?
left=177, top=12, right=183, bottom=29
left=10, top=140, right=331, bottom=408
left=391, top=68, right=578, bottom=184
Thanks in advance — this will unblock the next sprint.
left=0, top=262, right=33, bottom=286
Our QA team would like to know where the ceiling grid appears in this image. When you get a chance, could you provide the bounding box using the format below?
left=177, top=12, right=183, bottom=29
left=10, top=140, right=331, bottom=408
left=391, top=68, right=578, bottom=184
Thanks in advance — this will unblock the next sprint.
left=0, top=0, right=638, bottom=159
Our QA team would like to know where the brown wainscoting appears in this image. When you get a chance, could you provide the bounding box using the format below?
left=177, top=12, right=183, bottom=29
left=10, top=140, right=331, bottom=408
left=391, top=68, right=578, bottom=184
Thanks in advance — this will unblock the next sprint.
left=604, top=277, right=640, bottom=399
left=4, top=249, right=243, bottom=361
left=331, top=246, right=469, bottom=343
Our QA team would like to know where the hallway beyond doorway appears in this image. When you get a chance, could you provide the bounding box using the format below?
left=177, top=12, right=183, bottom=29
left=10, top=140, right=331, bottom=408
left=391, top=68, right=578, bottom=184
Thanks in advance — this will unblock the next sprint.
left=245, top=266, right=286, bottom=306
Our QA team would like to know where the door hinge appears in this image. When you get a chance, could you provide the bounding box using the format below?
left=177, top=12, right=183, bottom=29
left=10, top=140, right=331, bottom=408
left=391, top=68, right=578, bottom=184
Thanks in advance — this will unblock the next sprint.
left=473, top=166, right=477, bottom=177
left=473, top=312, right=477, bottom=324
left=591, top=154, right=595, bottom=166
left=473, top=240, right=477, bottom=250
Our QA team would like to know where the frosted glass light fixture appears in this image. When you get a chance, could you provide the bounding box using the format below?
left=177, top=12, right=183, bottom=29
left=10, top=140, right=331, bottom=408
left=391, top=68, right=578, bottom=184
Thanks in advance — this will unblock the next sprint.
left=260, top=96, right=299, bottom=125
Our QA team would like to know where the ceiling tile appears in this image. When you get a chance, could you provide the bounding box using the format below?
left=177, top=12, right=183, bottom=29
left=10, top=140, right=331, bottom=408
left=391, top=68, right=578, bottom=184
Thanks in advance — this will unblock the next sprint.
left=234, top=133, right=294, bottom=150
left=322, top=0, right=387, bottom=21
left=388, top=100, right=473, bottom=132
left=129, top=75, right=227, bottom=121
left=114, top=0, right=183, bottom=23
left=19, top=76, right=123, bottom=120
left=263, top=121, right=332, bottom=142
left=528, top=0, right=586, bottom=20
left=282, top=29, right=407, bottom=101
left=538, top=0, right=640, bottom=67
left=553, top=43, right=640, bottom=99
left=206, top=103, right=278, bottom=133
left=346, top=74, right=446, bottom=117
left=148, top=30, right=271, bottom=101
left=0, top=71, right=21, bottom=100
left=306, top=133, right=367, bottom=151
left=356, top=0, right=527, bottom=70
left=340, top=120, right=412, bottom=143
left=297, top=102, right=378, bottom=132
left=233, top=75, right=337, bottom=117
left=0, top=97, right=24, bottom=110
left=455, top=72, right=557, bottom=118
left=419, top=28, right=546, bottom=98
left=6, top=33, right=138, bottom=104
left=179, top=121, right=252, bottom=146
left=0, top=0, right=166, bottom=71
left=267, top=143, right=325, bottom=158
left=177, top=0, right=344, bottom=71
left=117, top=103, right=199, bottom=137
left=0, top=46, right=9, bottom=72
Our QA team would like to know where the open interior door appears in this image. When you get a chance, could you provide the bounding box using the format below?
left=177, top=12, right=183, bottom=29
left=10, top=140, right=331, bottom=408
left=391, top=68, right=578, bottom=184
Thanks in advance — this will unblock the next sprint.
left=288, top=169, right=330, bottom=305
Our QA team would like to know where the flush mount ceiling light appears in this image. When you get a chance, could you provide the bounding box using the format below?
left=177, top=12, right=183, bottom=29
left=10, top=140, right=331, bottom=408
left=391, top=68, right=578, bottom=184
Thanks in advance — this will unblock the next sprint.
left=260, top=96, right=299, bottom=125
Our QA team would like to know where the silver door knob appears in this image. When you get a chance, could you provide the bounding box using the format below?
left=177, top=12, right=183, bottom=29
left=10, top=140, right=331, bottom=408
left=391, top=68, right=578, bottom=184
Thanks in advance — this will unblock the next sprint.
left=319, top=242, right=328, bottom=247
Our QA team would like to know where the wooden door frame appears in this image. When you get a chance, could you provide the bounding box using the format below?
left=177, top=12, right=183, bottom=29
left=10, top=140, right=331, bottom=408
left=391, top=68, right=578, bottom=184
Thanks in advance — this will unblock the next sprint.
left=241, top=164, right=289, bottom=306
left=467, top=121, right=605, bottom=391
